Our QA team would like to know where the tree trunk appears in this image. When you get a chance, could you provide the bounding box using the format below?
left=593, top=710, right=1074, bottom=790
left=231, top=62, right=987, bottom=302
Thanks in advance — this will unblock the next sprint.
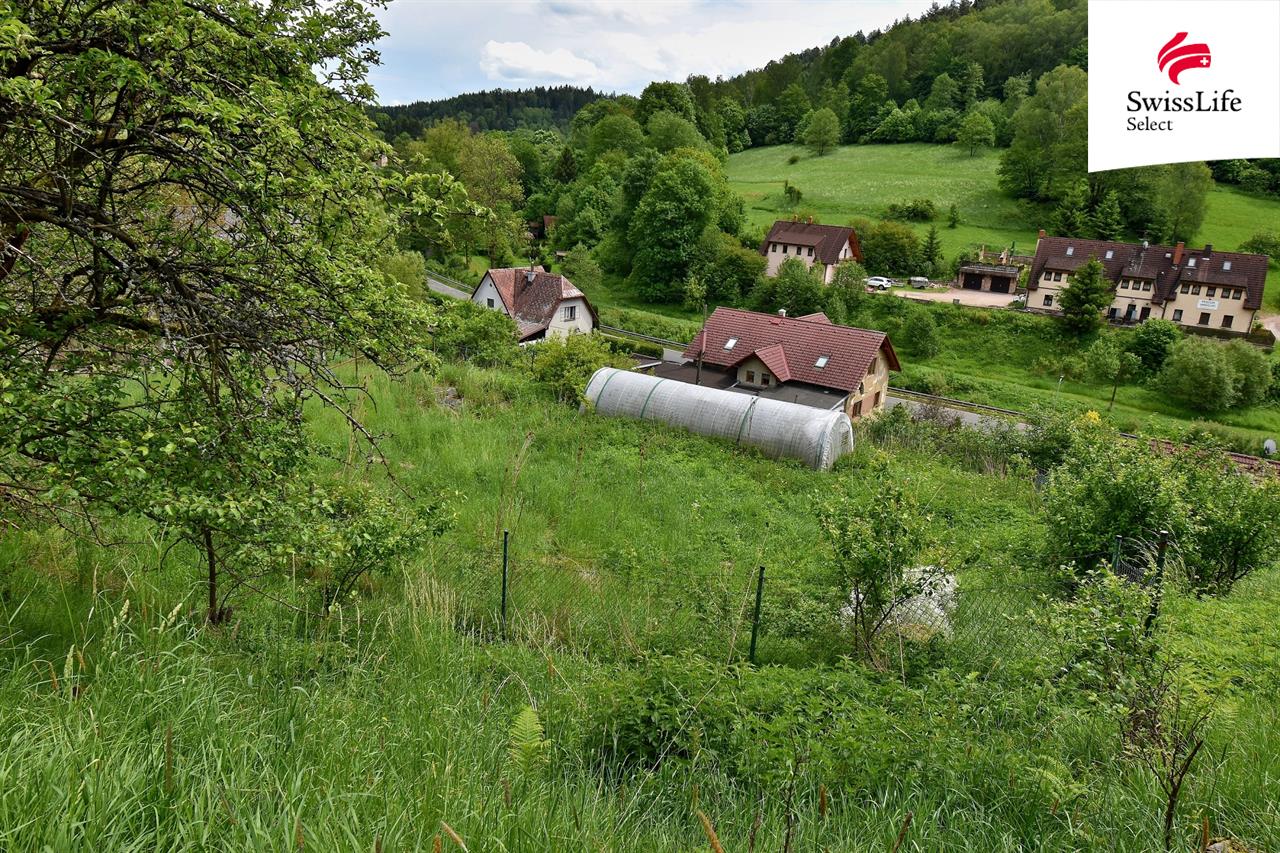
left=203, top=526, right=220, bottom=624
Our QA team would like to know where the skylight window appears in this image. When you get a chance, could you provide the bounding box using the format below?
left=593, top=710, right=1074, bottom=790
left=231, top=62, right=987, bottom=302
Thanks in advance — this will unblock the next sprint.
left=1105, top=250, right=1114, bottom=259
left=1188, top=258, right=1196, bottom=267
left=723, top=337, right=737, bottom=350
left=1224, top=260, right=1232, bottom=271
left=1065, top=247, right=1074, bottom=256
left=815, top=355, right=830, bottom=369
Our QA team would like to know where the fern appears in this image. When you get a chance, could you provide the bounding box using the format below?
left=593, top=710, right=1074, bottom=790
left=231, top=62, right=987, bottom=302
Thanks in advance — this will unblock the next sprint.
left=507, top=705, right=549, bottom=776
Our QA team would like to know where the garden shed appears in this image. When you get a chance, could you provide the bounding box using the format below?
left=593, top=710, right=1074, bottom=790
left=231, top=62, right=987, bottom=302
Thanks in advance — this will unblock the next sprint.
left=582, top=367, right=855, bottom=470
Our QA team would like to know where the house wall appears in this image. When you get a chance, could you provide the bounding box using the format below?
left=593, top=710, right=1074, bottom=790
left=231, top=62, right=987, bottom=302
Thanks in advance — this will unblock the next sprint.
left=1034, top=268, right=1254, bottom=333
left=1157, top=286, right=1255, bottom=333
left=544, top=296, right=595, bottom=337
left=844, top=350, right=890, bottom=420
left=471, top=275, right=507, bottom=314
left=735, top=355, right=778, bottom=388
left=763, top=240, right=851, bottom=283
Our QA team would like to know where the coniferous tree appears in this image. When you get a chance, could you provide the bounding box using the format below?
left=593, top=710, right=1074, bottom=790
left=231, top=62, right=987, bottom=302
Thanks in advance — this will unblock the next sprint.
left=1092, top=191, right=1125, bottom=241
left=1058, top=258, right=1113, bottom=334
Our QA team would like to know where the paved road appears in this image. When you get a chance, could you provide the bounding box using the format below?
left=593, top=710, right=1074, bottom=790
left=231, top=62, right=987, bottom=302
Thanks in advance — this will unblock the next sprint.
left=885, top=394, right=1029, bottom=431
left=426, top=276, right=470, bottom=300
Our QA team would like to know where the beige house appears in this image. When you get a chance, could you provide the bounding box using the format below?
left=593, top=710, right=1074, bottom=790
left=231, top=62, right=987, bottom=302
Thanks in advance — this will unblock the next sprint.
left=760, top=220, right=864, bottom=284
left=1028, top=234, right=1267, bottom=334
left=470, top=267, right=597, bottom=342
left=674, top=307, right=899, bottom=419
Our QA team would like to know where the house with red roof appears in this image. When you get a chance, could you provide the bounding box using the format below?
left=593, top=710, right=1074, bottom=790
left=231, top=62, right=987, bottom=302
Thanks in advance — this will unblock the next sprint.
left=1028, top=232, right=1268, bottom=334
left=665, top=307, right=899, bottom=419
left=760, top=219, right=863, bottom=284
left=471, top=267, right=597, bottom=342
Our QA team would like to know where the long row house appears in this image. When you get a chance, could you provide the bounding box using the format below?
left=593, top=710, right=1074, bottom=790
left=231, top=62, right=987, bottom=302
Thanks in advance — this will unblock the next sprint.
left=1028, top=233, right=1269, bottom=335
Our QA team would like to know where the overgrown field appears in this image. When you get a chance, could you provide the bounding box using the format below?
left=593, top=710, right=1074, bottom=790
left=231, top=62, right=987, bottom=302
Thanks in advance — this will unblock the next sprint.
left=726, top=143, right=1280, bottom=307
left=2, top=365, right=1279, bottom=850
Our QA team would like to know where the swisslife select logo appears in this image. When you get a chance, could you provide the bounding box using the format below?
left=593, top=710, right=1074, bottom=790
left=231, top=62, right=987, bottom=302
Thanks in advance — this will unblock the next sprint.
left=1088, top=1, right=1280, bottom=172
left=1157, top=33, right=1210, bottom=84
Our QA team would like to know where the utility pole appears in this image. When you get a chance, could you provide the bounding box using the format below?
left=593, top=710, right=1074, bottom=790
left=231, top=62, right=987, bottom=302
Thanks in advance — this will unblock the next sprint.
left=695, top=298, right=707, bottom=386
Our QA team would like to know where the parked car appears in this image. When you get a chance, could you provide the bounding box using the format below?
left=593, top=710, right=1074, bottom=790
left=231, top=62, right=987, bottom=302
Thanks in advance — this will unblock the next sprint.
left=908, top=276, right=931, bottom=289
left=866, top=276, right=895, bottom=290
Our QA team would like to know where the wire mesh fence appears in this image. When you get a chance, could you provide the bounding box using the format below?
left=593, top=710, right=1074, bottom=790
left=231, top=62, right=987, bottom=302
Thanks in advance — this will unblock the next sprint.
left=406, top=529, right=1066, bottom=669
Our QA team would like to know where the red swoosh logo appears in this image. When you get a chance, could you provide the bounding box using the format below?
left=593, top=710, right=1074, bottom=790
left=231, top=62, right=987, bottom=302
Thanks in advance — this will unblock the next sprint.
left=1158, top=33, right=1211, bottom=84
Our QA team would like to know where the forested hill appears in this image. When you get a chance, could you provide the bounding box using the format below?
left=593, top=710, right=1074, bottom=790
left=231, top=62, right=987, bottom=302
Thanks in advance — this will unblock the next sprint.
left=371, top=86, right=606, bottom=137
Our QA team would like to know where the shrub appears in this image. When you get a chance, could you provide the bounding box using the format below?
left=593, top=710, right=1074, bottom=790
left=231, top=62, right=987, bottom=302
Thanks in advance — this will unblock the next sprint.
left=1239, top=230, right=1280, bottom=264
left=1125, top=319, right=1182, bottom=376
left=1175, top=453, right=1280, bottom=593
left=902, top=311, right=942, bottom=358
left=1158, top=337, right=1249, bottom=412
left=1222, top=339, right=1272, bottom=407
left=531, top=333, right=629, bottom=404
left=884, top=198, right=937, bottom=222
left=432, top=300, right=519, bottom=366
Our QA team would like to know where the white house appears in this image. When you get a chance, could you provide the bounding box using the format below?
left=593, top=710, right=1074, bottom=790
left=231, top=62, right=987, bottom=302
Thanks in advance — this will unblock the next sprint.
left=470, top=267, right=597, bottom=342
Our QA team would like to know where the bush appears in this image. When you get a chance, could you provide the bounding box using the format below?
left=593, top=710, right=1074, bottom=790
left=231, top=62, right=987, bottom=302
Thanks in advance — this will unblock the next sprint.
left=1158, top=336, right=1269, bottom=412
left=1125, top=319, right=1182, bottom=376
left=1239, top=231, right=1280, bottom=264
left=531, top=333, right=629, bottom=404
left=884, top=198, right=937, bottom=222
left=432, top=300, right=519, bottom=366
left=902, top=311, right=942, bottom=358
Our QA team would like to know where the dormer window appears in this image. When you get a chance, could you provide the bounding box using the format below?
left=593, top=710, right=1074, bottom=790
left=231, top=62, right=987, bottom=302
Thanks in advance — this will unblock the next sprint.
left=1105, top=250, right=1114, bottom=259
left=1224, top=260, right=1232, bottom=271
left=814, top=355, right=830, bottom=369
left=723, top=337, right=737, bottom=351
left=1065, top=247, right=1074, bottom=256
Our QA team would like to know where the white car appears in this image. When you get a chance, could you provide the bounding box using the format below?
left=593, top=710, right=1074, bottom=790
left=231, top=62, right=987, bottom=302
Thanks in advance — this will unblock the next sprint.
left=866, top=276, right=894, bottom=290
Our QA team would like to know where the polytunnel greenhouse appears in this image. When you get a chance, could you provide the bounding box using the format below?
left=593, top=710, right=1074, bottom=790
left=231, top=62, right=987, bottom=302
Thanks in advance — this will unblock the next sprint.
left=581, top=367, right=854, bottom=471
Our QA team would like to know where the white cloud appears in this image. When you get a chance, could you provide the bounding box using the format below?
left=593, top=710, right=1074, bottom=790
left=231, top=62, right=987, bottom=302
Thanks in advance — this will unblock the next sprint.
left=479, top=40, right=601, bottom=83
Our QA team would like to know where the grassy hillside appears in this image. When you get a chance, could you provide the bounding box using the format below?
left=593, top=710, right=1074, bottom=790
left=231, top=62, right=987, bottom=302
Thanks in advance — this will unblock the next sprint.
left=727, top=143, right=1280, bottom=307
left=4, top=363, right=1280, bottom=849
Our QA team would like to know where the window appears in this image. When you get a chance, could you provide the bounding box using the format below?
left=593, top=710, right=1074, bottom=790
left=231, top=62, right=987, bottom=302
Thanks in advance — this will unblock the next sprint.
left=866, top=357, right=878, bottom=375
left=1108, top=307, right=1118, bottom=319
left=782, top=245, right=788, bottom=255
left=1188, top=258, right=1197, bottom=267
left=562, top=305, right=577, bottom=321
left=746, top=370, right=755, bottom=383
left=1191, top=285, right=1201, bottom=295
left=1105, top=250, right=1114, bottom=259
left=1066, top=246, right=1074, bottom=256
left=1198, top=312, right=1211, bottom=326
left=1120, top=281, right=1129, bottom=290
left=807, top=247, right=814, bottom=257
left=1053, top=272, right=1063, bottom=281
left=486, top=298, right=495, bottom=308
left=1142, top=282, right=1151, bottom=292
left=852, top=400, right=863, bottom=417
left=723, top=337, right=737, bottom=350
left=1044, top=294, right=1054, bottom=307
left=1222, top=315, right=1234, bottom=329
left=1180, top=284, right=1190, bottom=294
left=1206, top=287, right=1216, bottom=298
left=1172, top=309, right=1183, bottom=321
left=770, top=243, right=777, bottom=253
left=761, top=373, right=771, bottom=386
left=815, top=355, right=830, bottom=369
left=1223, top=261, right=1232, bottom=271
left=874, top=391, right=882, bottom=408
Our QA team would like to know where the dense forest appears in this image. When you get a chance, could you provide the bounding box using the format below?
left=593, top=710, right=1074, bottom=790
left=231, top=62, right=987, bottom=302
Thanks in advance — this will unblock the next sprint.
left=371, top=85, right=605, bottom=136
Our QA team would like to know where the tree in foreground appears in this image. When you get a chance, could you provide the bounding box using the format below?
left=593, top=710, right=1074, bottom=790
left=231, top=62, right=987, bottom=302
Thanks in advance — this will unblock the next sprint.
left=1057, top=258, right=1113, bottom=334
left=819, top=466, right=936, bottom=666
left=803, top=107, right=842, bottom=156
left=0, top=0, right=477, bottom=622
left=1085, top=335, right=1142, bottom=410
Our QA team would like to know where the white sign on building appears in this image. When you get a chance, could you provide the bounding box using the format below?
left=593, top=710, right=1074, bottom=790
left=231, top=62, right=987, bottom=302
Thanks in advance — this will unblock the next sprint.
left=1197, top=299, right=1219, bottom=310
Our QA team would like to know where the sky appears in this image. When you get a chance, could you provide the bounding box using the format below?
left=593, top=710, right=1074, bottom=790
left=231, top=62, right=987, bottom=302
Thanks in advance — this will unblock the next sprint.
left=369, top=0, right=940, bottom=105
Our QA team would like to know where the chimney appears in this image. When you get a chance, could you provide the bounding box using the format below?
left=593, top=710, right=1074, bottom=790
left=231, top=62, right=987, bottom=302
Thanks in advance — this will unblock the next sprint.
left=777, top=308, right=787, bottom=317
left=1037, top=229, right=1046, bottom=239
left=1203, top=244, right=1212, bottom=257
left=524, top=268, right=535, bottom=288
left=1173, top=241, right=1184, bottom=266
left=806, top=216, right=813, bottom=225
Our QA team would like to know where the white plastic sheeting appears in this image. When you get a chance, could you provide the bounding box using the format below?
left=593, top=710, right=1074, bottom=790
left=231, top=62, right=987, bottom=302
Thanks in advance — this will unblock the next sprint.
left=581, top=367, right=854, bottom=470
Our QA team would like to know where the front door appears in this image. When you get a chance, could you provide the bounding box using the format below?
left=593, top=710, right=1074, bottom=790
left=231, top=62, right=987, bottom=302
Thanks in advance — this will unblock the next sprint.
left=1139, top=306, right=1151, bottom=321
left=1124, top=304, right=1136, bottom=323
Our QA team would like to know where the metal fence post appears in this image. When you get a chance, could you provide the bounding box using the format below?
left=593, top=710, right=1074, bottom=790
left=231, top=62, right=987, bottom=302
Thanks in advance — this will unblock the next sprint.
left=1111, top=534, right=1124, bottom=573
left=1142, top=529, right=1170, bottom=639
left=501, top=529, right=509, bottom=639
left=749, top=565, right=765, bottom=665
